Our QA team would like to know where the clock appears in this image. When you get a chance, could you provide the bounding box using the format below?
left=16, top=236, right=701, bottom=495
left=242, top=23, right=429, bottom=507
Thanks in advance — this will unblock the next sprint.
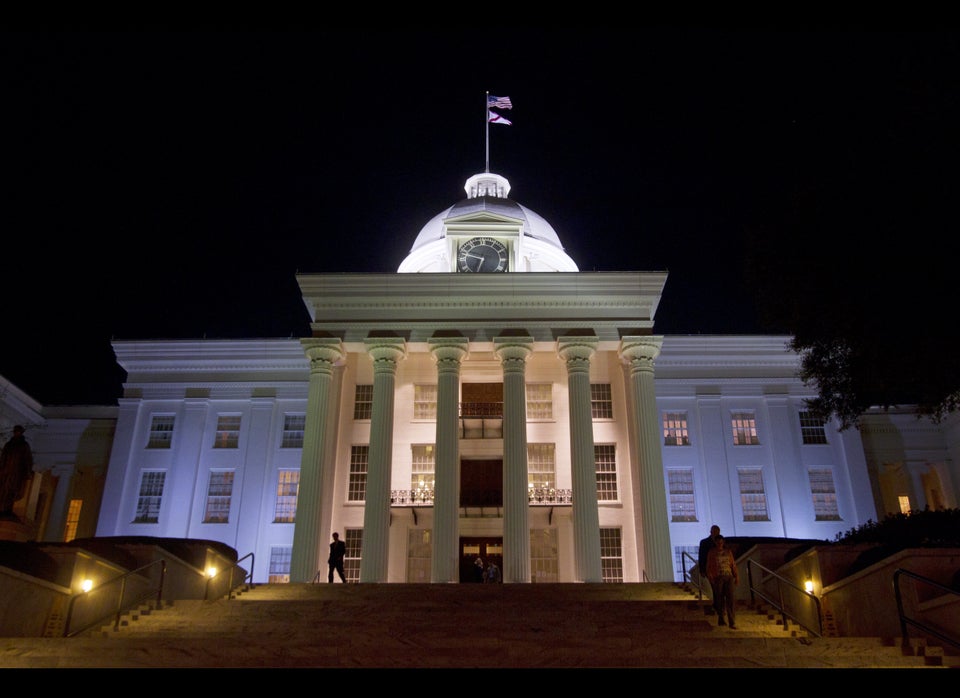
left=457, top=237, right=509, bottom=273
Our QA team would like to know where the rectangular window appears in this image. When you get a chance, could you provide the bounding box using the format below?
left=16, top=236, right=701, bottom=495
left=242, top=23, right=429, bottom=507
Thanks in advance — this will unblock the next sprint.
left=591, top=383, right=613, bottom=419
left=675, top=544, right=698, bottom=583
left=731, top=411, right=760, bottom=446
left=348, top=445, right=369, bottom=501
left=738, top=468, right=770, bottom=521
left=414, top=384, right=437, bottom=420
left=530, top=528, right=559, bottom=583
left=668, top=469, right=697, bottom=522
left=274, top=469, right=299, bottom=523
left=133, top=471, right=166, bottom=523
left=595, top=444, right=618, bottom=502
left=411, top=444, right=435, bottom=503
left=407, top=529, right=432, bottom=583
left=799, top=411, right=828, bottom=445
left=281, top=414, right=305, bottom=448
left=63, top=499, right=82, bottom=543
left=268, top=545, right=292, bottom=584
left=213, top=415, right=241, bottom=449
left=898, top=495, right=911, bottom=515
left=354, top=385, right=373, bottom=420
left=527, top=443, right=556, bottom=501
left=525, top=383, right=553, bottom=420
left=344, top=529, right=363, bottom=583
left=663, top=412, right=690, bottom=446
left=600, top=527, right=623, bottom=583
left=809, top=468, right=841, bottom=520
left=203, top=470, right=235, bottom=523
left=147, top=415, right=175, bottom=449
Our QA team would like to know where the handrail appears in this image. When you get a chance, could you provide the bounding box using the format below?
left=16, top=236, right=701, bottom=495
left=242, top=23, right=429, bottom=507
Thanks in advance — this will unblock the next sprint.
left=746, top=558, right=823, bottom=637
left=204, top=552, right=255, bottom=601
left=681, top=550, right=705, bottom=601
left=63, top=559, right=167, bottom=637
left=893, top=567, right=960, bottom=651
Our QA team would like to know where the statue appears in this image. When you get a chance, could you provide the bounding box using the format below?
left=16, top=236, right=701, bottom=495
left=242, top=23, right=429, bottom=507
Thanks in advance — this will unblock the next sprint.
left=0, top=425, right=34, bottom=519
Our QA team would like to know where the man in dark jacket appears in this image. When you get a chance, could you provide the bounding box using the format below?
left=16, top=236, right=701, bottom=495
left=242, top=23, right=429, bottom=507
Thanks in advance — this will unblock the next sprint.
left=328, top=531, right=347, bottom=583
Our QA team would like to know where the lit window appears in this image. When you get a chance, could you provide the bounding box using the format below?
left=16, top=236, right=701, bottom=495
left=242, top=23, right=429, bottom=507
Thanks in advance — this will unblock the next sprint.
left=595, top=444, right=618, bottom=502
left=213, top=415, right=241, bottom=449
left=133, top=471, right=165, bottom=523
left=525, top=383, right=553, bottom=420
left=274, top=469, right=299, bottom=523
left=530, top=528, right=559, bottom=583
left=268, top=546, right=292, bottom=584
left=147, top=415, right=175, bottom=449
left=808, top=468, right=841, bottom=520
left=281, top=414, right=305, bottom=448
left=344, top=529, right=363, bottom=583
left=731, top=411, right=760, bottom=446
left=668, top=469, right=697, bottom=522
left=591, top=383, right=613, bottom=419
left=414, top=384, right=437, bottom=420
left=663, top=412, right=690, bottom=446
left=203, top=470, right=234, bottom=523
left=64, top=499, right=82, bottom=542
left=898, top=495, right=911, bottom=514
left=600, top=527, right=623, bottom=583
left=411, top=445, right=435, bottom=502
left=348, top=445, right=369, bottom=501
left=527, top=443, right=556, bottom=499
left=354, top=385, right=373, bottom=420
left=799, top=411, right=828, bottom=445
left=737, top=468, right=769, bottom=521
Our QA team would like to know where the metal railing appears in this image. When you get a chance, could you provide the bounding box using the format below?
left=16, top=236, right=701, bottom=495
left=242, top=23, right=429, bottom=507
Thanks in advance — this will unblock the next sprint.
left=204, top=552, right=255, bottom=601
left=893, top=567, right=960, bottom=651
left=681, top=550, right=705, bottom=601
left=746, top=559, right=822, bottom=637
left=63, top=559, right=167, bottom=637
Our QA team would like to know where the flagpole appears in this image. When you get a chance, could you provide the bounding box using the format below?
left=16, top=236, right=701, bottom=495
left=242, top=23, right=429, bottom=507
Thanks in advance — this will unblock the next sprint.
left=485, top=91, right=490, bottom=173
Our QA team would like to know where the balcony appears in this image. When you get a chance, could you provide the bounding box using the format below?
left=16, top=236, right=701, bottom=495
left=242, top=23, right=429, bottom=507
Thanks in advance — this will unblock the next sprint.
left=459, top=402, right=502, bottom=439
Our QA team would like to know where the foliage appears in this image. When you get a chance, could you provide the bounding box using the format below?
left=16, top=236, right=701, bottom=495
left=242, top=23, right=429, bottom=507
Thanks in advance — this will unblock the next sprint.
left=833, top=508, right=960, bottom=548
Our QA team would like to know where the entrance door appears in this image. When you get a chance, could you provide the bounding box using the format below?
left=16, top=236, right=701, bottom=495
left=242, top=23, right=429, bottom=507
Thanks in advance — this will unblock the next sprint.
left=460, top=537, right=504, bottom=583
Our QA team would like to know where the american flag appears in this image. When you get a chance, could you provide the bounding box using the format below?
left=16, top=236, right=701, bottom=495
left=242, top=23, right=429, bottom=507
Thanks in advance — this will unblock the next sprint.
left=487, top=95, right=512, bottom=109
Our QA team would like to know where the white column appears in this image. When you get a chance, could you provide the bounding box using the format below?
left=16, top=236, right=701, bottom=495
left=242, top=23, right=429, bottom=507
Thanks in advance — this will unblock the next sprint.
left=619, top=336, right=673, bottom=582
left=360, top=338, right=407, bottom=583
left=495, top=337, right=534, bottom=584
left=290, top=339, right=344, bottom=583
left=558, top=337, right=602, bottom=583
left=429, top=338, right=469, bottom=583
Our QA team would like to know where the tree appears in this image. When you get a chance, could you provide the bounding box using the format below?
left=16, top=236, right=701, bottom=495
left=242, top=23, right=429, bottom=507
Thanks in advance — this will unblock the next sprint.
left=743, top=66, right=960, bottom=430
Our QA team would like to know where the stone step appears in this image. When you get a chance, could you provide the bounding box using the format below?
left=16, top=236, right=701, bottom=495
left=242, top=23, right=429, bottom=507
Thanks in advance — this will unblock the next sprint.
left=0, top=582, right=947, bottom=669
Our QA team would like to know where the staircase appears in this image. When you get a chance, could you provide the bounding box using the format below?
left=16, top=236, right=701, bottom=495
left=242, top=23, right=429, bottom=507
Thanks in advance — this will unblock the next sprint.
left=0, top=582, right=954, bottom=668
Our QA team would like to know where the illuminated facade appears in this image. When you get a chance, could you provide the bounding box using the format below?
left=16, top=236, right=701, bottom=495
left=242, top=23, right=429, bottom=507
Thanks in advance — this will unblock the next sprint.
left=12, top=171, right=955, bottom=583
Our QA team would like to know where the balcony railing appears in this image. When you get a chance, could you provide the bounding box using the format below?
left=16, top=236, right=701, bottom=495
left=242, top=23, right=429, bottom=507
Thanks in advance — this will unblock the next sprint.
left=390, top=488, right=573, bottom=507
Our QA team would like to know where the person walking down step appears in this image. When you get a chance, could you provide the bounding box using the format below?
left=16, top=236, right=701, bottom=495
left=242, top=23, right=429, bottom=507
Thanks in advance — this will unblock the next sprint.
left=706, top=535, right=739, bottom=628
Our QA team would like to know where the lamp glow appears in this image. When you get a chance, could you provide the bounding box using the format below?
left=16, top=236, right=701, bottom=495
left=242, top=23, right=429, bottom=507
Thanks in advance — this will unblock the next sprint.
left=804, top=580, right=814, bottom=594
left=207, top=566, right=218, bottom=578
left=81, top=579, right=93, bottom=593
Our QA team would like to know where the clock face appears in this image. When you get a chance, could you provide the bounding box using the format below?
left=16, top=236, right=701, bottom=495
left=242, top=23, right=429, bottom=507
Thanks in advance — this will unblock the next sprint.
left=457, top=237, right=509, bottom=273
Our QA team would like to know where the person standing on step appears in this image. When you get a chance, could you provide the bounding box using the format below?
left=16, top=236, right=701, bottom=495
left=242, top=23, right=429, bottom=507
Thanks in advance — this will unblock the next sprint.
left=474, top=556, right=485, bottom=583
left=328, top=531, right=347, bottom=583
left=706, top=535, right=739, bottom=628
left=698, top=524, right=720, bottom=596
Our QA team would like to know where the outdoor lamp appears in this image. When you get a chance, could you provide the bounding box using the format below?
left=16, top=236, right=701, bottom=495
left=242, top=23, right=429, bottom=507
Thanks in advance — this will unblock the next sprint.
left=81, top=579, right=93, bottom=593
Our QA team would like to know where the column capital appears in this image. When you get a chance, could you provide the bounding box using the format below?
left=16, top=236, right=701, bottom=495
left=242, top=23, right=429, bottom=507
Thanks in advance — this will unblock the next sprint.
left=364, top=337, right=407, bottom=364
left=556, top=336, right=599, bottom=362
left=494, top=336, right=534, bottom=364
left=301, top=338, right=345, bottom=368
left=428, top=338, right=470, bottom=363
left=618, top=335, right=664, bottom=364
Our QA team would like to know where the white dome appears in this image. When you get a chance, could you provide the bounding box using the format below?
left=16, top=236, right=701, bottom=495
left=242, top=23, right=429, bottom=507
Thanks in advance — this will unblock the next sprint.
left=398, top=173, right=578, bottom=273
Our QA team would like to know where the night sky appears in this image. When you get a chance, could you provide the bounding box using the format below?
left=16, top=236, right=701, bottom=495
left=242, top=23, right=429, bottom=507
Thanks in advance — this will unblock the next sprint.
left=2, top=28, right=957, bottom=405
